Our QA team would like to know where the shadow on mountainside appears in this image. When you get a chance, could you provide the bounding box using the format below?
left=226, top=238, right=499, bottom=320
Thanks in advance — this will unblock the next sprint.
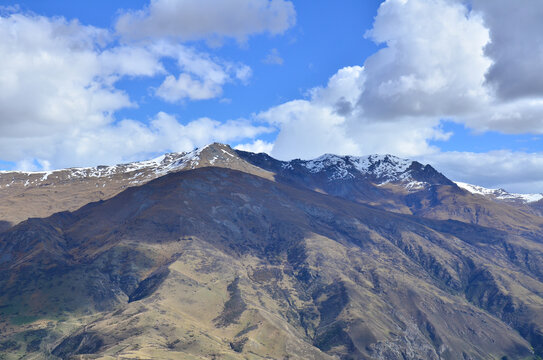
left=0, top=221, right=12, bottom=233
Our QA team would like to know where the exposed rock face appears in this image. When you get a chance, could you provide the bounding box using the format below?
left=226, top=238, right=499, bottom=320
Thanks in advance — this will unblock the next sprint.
left=237, top=148, right=543, bottom=232
left=0, top=145, right=543, bottom=359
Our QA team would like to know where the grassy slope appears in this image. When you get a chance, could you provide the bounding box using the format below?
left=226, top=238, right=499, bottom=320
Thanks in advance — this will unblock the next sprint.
left=0, top=167, right=542, bottom=359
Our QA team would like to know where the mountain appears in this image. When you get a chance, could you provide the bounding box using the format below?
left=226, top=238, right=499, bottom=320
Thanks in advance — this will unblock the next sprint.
left=236, top=149, right=543, bottom=232
left=0, top=144, right=271, bottom=229
left=235, top=150, right=454, bottom=190
left=456, top=181, right=543, bottom=204
left=1, top=144, right=543, bottom=359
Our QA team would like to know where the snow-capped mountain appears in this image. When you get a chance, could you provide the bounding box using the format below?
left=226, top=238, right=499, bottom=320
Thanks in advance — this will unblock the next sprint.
left=0, top=143, right=270, bottom=227
left=237, top=150, right=455, bottom=192
left=455, top=181, right=543, bottom=204
left=2, top=143, right=541, bottom=229
left=0, top=147, right=205, bottom=190
left=4, top=150, right=543, bottom=360
left=0, top=145, right=454, bottom=194
left=299, top=154, right=413, bottom=182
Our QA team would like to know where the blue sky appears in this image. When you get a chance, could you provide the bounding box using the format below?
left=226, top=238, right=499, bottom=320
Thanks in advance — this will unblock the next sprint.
left=1, top=0, right=543, bottom=192
left=6, top=0, right=383, bottom=136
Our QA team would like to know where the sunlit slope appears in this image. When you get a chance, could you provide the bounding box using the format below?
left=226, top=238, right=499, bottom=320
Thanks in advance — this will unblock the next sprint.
left=1, top=167, right=542, bottom=359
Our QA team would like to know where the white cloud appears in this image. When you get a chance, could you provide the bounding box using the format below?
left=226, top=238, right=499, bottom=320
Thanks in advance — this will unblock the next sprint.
left=98, top=46, right=164, bottom=78
left=258, top=65, right=448, bottom=160
left=258, top=66, right=361, bottom=159
left=116, top=0, right=296, bottom=42
left=357, top=0, right=543, bottom=134
left=0, top=13, right=149, bottom=139
left=360, top=0, right=491, bottom=120
left=256, top=0, right=543, bottom=192
left=152, top=42, right=251, bottom=102
left=258, top=0, right=491, bottom=160
left=149, top=112, right=272, bottom=149
left=0, top=12, right=265, bottom=169
left=157, top=73, right=224, bottom=101
left=4, top=112, right=273, bottom=170
left=421, top=151, right=543, bottom=194
left=464, top=99, right=543, bottom=134
left=235, top=140, right=274, bottom=154
left=259, top=99, right=360, bottom=160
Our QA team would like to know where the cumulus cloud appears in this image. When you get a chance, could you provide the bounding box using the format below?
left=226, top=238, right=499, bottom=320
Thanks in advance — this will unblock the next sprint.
left=259, top=65, right=448, bottom=160
left=0, top=12, right=249, bottom=137
left=464, top=99, right=543, bottom=134
left=235, top=139, right=274, bottom=154
left=149, top=112, right=272, bottom=149
left=258, top=66, right=363, bottom=159
left=0, top=13, right=148, bottom=138
left=0, top=11, right=267, bottom=169
left=260, top=99, right=360, bottom=160
left=357, top=0, right=543, bottom=133
left=471, top=0, right=543, bottom=100
left=356, top=0, right=543, bottom=134
left=4, top=112, right=272, bottom=170
left=153, top=48, right=251, bottom=104
left=255, top=0, right=543, bottom=191
left=116, top=0, right=296, bottom=42
left=152, top=42, right=251, bottom=102
left=258, top=0, right=490, bottom=160
left=360, top=0, right=491, bottom=120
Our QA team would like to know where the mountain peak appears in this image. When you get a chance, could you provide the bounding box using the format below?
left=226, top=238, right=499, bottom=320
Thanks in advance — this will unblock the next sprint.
left=285, top=152, right=451, bottom=188
left=3, top=150, right=543, bottom=359
left=298, top=153, right=414, bottom=183
left=0, top=143, right=273, bottom=226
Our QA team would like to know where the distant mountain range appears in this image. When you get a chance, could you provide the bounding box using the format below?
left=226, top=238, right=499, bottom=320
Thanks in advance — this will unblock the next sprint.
left=455, top=181, right=543, bottom=204
left=1, top=143, right=543, bottom=359
left=2, top=143, right=540, bottom=229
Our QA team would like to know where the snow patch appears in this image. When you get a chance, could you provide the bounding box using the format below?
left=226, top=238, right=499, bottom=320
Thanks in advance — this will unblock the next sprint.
left=221, top=149, right=234, bottom=157
left=455, top=182, right=543, bottom=203
left=0, top=146, right=212, bottom=188
left=299, top=153, right=416, bottom=185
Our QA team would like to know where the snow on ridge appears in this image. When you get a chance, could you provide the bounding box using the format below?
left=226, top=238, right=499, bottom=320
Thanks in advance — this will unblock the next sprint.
left=455, top=181, right=543, bottom=203
left=455, top=182, right=500, bottom=196
left=350, top=154, right=412, bottom=179
left=0, top=148, right=205, bottom=187
left=518, top=193, right=543, bottom=203
left=0, top=143, right=244, bottom=189
left=300, top=153, right=415, bottom=182
left=304, top=154, right=348, bottom=173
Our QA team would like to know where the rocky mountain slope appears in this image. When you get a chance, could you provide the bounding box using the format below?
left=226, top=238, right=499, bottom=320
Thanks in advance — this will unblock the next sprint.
left=1, top=144, right=543, bottom=359
left=0, top=144, right=271, bottom=228
left=236, top=149, right=543, bottom=232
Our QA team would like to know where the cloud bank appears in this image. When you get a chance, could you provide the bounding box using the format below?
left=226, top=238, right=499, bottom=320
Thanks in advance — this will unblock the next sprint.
left=259, top=0, right=543, bottom=192
left=0, top=1, right=295, bottom=169
left=2, top=0, right=543, bottom=193
left=116, top=0, right=296, bottom=42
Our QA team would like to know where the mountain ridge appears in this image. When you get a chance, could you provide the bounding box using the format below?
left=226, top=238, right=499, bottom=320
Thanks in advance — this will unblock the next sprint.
left=1, top=143, right=539, bottom=215
left=456, top=181, right=543, bottom=204
left=2, top=143, right=543, bottom=358
left=0, top=143, right=272, bottom=228
left=2, top=166, right=543, bottom=359
left=2, top=142, right=541, bottom=234
left=2, top=143, right=539, bottom=200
